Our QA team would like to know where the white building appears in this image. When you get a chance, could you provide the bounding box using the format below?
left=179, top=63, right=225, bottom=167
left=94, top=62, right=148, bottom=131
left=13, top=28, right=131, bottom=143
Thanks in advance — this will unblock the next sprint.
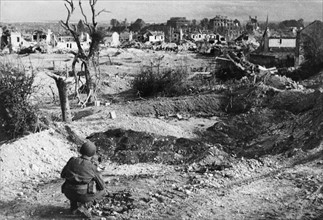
left=56, top=32, right=91, bottom=51
left=147, top=31, right=165, bottom=43
left=10, top=32, right=30, bottom=51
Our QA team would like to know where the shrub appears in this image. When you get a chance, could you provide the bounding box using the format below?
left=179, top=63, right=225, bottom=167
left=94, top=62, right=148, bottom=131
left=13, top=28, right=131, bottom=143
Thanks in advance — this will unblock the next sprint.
left=132, top=65, right=190, bottom=97
left=0, top=60, right=38, bottom=139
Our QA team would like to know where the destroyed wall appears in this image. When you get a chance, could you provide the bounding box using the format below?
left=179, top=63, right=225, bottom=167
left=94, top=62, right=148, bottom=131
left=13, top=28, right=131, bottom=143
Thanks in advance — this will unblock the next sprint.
left=295, top=20, right=323, bottom=67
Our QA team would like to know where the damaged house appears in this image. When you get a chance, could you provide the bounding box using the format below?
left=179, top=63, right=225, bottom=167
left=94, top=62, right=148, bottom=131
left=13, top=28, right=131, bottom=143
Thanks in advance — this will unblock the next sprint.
left=295, top=20, right=323, bottom=67
left=190, top=31, right=226, bottom=44
left=168, top=28, right=183, bottom=44
left=10, top=32, right=28, bottom=51
left=166, top=17, right=190, bottom=29
left=119, top=31, right=133, bottom=42
left=56, top=32, right=91, bottom=51
left=32, top=29, right=56, bottom=46
left=249, top=29, right=296, bottom=68
left=190, top=32, right=207, bottom=42
left=2, top=32, right=30, bottom=52
left=209, top=15, right=240, bottom=33
left=209, top=15, right=241, bottom=40
left=1, top=29, right=58, bottom=53
left=137, top=30, right=165, bottom=43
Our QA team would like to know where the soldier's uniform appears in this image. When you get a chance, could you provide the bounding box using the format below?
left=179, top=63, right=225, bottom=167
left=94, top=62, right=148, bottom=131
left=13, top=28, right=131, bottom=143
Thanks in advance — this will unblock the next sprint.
left=61, top=141, right=106, bottom=217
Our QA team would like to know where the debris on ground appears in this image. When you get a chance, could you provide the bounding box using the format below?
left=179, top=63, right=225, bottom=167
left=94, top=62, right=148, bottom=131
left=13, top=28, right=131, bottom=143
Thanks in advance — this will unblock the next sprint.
left=2, top=47, right=323, bottom=220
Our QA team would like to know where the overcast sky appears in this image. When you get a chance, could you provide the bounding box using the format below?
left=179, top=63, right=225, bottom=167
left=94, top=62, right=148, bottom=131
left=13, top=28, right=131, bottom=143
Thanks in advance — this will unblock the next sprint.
left=1, top=0, right=322, bottom=23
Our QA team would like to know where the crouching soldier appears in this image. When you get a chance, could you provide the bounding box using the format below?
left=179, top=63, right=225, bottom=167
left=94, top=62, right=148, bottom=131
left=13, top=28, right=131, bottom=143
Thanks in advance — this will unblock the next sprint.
left=61, top=140, right=106, bottom=218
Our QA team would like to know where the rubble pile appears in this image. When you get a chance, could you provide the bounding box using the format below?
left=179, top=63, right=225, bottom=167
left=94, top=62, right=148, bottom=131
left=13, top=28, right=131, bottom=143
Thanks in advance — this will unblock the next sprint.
left=89, top=190, right=135, bottom=218
left=215, top=49, right=303, bottom=91
left=131, top=93, right=225, bottom=117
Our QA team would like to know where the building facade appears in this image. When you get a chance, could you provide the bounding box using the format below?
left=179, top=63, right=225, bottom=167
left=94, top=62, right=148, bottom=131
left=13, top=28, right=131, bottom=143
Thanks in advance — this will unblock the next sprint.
left=166, top=17, right=190, bottom=29
left=209, top=15, right=240, bottom=33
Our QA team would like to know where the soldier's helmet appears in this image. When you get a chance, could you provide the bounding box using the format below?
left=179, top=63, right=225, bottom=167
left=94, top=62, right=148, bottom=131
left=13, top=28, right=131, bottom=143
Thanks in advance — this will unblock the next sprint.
left=80, top=141, right=96, bottom=157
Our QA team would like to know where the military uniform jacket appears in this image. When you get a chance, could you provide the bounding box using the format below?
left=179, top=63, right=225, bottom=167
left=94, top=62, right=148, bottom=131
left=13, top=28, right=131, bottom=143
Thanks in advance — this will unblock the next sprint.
left=61, top=156, right=105, bottom=194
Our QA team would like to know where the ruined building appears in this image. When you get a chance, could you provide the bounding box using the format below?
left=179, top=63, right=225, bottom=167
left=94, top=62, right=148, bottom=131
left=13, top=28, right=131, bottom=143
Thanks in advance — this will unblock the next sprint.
left=209, top=15, right=239, bottom=31
left=246, top=16, right=259, bottom=32
left=166, top=17, right=190, bottom=29
left=295, top=20, right=323, bottom=67
left=209, top=15, right=241, bottom=40
left=249, top=26, right=296, bottom=68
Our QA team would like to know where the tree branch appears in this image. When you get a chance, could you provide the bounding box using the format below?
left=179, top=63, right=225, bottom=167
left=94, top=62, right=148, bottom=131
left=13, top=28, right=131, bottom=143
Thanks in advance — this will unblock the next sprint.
left=78, top=0, right=93, bottom=33
left=96, top=9, right=110, bottom=17
left=79, top=0, right=88, bottom=24
left=46, top=71, right=74, bottom=84
left=46, top=71, right=65, bottom=81
left=61, top=0, right=75, bottom=30
left=90, top=0, right=97, bottom=28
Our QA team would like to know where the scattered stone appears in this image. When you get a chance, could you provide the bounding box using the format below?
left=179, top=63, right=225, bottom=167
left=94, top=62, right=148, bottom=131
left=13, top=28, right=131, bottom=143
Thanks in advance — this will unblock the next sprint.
left=95, top=100, right=101, bottom=106
left=110, top=111, right=117, bottom=119
left=24, top=169, right=30, bottom=176
left=30, top=164, right=39, bottom=172
left=176, top=114, right=183, bottom=120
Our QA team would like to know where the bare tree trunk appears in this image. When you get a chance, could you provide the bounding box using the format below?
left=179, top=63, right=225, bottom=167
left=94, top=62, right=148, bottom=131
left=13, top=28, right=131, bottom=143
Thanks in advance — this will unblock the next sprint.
left=72, top=56, right=82, bottom=103
left=54, top=77, right=72, bottom=122
left=83, top=61, right=94, bottom=104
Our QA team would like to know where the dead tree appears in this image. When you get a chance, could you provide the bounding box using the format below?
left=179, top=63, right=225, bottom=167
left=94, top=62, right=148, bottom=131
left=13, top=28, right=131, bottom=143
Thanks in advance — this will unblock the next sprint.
left=60, top=0, right=108, bottom=107
left=47, top=70, right=73, bottom=122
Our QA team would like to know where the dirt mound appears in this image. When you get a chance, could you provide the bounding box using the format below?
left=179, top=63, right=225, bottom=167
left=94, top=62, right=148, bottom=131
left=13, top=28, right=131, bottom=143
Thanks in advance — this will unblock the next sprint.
left=205, top=108, right=296, bottom=156
left=87, top=128, right=229, bottom=165
left=205, top=94, right=323, bottom=158
left=269, top=89, right=319, bottom=113
left=0, top=129, right=77, bottom=200
left=223, top=83, right=320, bottom=115
left=131, top=93, right=225, bottom=117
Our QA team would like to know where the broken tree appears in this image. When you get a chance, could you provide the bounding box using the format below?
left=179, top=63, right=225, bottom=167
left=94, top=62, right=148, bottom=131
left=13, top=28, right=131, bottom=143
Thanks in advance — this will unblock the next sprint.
left=60, top=0, right=108, bottom=107
left=47, top=69, right=73, bottom=122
